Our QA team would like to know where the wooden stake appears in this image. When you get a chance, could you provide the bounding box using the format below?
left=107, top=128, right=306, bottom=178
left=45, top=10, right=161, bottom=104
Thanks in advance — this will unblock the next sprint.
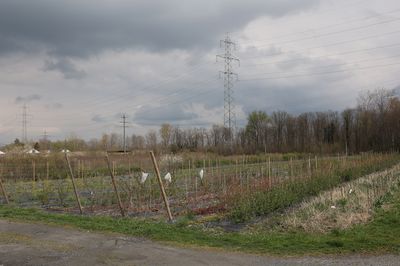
left=65, top=154, right=83, bottom=215
left=183, top=162, right=188, bottom=203
left=78, top=160, right=81, bottom=179
left=195, top=168, right=198, bottom=201
left=46, top=161, right=49, bottom=180
left=150, top=151, right=173, bottom=221
left=290, top=157, right=293, bottom=179
left=235, top=159, right=238, bottom=180
left=268, top=157, right=271, bottom=188
left=202, top=159, right=205, bottom=186
left=105, top=154, right=125, bottom=217
left=0, top=167, right=9, bottom=204
left=112, top=161, right=116, bottom=176
left=81, top=160, right=85, bottom=180
left=32, top=161, right=36, bottom=181
left=0, top=178, right=9, bottom=204
left=128, top=157, right=132, bottom=176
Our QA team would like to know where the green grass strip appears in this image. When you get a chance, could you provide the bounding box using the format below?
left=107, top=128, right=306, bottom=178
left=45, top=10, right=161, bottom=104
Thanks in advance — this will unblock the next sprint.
left=0, top=197, right=399, bottom=255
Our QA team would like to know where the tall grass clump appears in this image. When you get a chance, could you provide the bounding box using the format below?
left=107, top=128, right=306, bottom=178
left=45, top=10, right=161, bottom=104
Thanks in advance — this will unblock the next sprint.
left=229, top=154, right=400, bottom=223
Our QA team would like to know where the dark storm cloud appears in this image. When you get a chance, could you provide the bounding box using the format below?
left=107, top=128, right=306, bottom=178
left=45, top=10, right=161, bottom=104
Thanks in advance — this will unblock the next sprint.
left=0, top=0, right=320, bottom=58
left=134, top=105, right=198, bottom=125
left=15, top=94, right=42, bottom=104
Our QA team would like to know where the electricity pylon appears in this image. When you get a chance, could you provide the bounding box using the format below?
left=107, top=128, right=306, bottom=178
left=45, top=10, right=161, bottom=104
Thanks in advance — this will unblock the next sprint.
left=217, top=33, right=240, bottom=141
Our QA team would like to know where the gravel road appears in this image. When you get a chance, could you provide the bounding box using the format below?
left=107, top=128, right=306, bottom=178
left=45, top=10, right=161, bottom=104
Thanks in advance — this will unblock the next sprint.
left=0, top=220, right=398, bottom=266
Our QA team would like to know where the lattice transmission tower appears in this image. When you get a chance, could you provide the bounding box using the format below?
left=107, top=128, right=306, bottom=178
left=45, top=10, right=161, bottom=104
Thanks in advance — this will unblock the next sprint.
left=22, top=104, right=28, bottom=143
left=217, top=33, right=240, bottom=137
left=120, top=113, right=128, bottom=153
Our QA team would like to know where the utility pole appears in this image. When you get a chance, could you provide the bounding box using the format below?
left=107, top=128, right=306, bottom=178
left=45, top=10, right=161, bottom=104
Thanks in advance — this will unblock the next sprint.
left=22, top=104, right=28, bottom=143
left=41, top=130, right=51, bottom=151
left=41, top=130, right=49, bottom=141
left=217, top=33, right=240, bottom=142
left=120, top=114, right=128, bottom=153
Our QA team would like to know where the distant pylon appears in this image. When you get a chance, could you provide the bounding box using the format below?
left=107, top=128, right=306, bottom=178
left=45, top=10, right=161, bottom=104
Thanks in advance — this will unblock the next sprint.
left=217, top=33, right=240, bottom=139
left=41, top=130, right=51, bottom=150
left=22, top=104, right=28, bottom=143
left=120, top=114, right=128, bottom=153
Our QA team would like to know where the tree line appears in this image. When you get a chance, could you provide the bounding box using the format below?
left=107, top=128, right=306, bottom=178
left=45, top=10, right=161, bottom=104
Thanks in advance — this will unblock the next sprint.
left=4, top=88, right=399, bottom=155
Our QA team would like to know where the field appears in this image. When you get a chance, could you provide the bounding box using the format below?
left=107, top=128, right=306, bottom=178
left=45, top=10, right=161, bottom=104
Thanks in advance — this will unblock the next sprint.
left=1, top=151, right=400, bottom=255
left=1, top=152, right=399, bottom=222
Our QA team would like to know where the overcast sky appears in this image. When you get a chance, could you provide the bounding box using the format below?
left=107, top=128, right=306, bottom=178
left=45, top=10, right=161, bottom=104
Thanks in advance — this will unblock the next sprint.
left=1, top=0, right=400, bottom=144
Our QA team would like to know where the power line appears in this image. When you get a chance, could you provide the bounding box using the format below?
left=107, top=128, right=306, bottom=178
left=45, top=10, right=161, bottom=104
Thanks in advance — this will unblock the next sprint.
left=242, top=29, right=400, bottom=60
left=56, top=61, right=210, bottom=116
left=240, top=61, right=400, bottom=82
left=230, top=0, right=369, bottom=37
left=242, top=42, right=400, bottom=67
left=249, top=17, right=400, bottom=49
left=238, top=8, right=400, bottom=46
left=243, top=53, right=400, bottom=78
left=32, top=77, right=219, bottom=124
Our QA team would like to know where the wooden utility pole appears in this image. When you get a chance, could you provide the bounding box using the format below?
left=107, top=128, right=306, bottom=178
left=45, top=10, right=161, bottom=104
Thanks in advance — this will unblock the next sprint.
left=150, top=151, right=173, bottom=221
left=105, top=154, right=125, bottom=217
left=65, top=154, right=83, bottom=214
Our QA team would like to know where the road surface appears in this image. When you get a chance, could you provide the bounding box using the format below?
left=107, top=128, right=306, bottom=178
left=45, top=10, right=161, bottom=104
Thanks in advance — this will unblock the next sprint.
left=0, top=220, right=398, bottom=265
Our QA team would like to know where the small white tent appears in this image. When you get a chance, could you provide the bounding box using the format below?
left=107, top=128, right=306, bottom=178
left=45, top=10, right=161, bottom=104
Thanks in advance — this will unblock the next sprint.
left=0, top=151, right=5, bottom=155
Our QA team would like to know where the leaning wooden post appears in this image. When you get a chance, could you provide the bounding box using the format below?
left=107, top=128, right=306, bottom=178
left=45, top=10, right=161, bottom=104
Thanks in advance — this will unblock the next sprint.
left=0, top=178, right=9, bottom=204
left=46, top=160, right=49, bottom=180
left=0, top=167, right=9, bottom=204
left=105, top=154, right=125, bottom=217
left=150, top=151, right=173, bottom=222
left=65, top=153, right=83, bottom=214
left=32, top=161, right=36, bottom=181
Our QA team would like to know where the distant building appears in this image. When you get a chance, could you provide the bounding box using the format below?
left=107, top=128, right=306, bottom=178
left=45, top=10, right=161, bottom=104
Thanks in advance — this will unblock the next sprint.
left=26, top=149, right=40, bottom=154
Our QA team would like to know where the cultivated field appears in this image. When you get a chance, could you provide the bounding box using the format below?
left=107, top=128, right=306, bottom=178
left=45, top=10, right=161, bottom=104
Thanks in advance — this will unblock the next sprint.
left=0, top=152, right=398, bottom=222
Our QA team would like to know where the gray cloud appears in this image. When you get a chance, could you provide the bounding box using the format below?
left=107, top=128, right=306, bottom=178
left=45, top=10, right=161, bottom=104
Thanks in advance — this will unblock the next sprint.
left=45, top=103, right=63, bottom=110
left=0, top=0, right=319, bottom=58
left=43, top=58, right=86, bottom=79
left=1, top=0, right=399, bottom=144
left=134, top=105, right=198, bottom=125
left=91, top=114, right=107, bottom=123
left=15, top=94, right=41, bottom=104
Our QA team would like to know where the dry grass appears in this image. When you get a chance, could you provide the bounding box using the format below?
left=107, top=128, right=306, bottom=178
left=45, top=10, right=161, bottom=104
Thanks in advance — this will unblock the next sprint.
left=282, top=164, right=400, bottom=233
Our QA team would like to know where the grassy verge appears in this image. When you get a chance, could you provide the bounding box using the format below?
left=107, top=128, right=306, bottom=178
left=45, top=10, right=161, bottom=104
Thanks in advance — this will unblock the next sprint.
left=1, top=189, right=400, bottom=255
left=229, top=155, right=400, bottom=222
